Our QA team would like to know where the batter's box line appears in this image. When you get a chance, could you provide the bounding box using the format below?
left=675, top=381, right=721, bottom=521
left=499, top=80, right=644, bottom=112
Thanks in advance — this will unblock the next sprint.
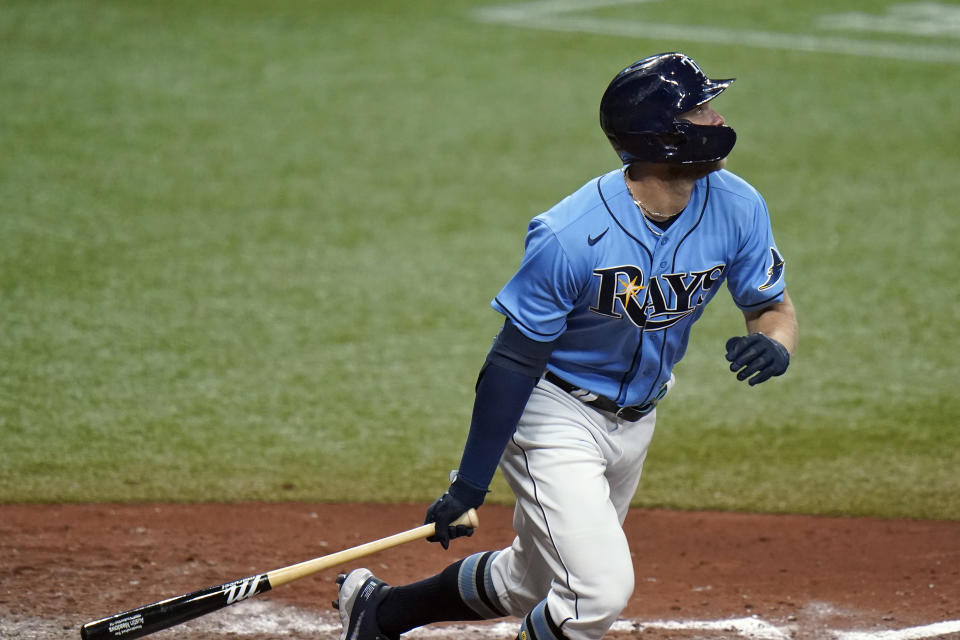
left=107, top=601, right=960, bottom=640
left=462, top=618, right=960, bottom=640
left=617, top=618, right=960, bottom=640
left=613, top=615, right=791, bottom=639
left=833, top=620, right=960, bottom=640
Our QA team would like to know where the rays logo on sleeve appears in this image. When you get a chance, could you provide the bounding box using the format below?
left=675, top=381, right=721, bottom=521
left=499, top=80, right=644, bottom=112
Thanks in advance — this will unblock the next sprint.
left=758, top=247, right=785, bottom=291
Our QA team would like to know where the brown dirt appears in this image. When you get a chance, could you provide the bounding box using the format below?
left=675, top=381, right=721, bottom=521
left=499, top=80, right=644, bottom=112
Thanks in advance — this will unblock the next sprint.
left=1, top=503, right=958, bottom=639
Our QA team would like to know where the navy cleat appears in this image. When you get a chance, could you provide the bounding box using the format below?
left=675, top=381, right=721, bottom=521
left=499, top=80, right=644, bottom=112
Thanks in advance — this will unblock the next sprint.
left=333, top=569, right=396, bottom=640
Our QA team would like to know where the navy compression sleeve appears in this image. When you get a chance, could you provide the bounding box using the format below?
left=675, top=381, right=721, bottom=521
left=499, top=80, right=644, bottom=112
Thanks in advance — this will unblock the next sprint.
left=454, top=321, right=556, bottom=495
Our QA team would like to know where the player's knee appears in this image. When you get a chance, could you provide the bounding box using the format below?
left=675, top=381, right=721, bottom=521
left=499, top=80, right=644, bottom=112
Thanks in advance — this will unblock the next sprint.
left=588, top=562, right=634, bottom=631
left=595, top=564, right=634, bottom=620
left=589, top=541, right=635, bottom=607
left=552, top=560, right=634, bottom=638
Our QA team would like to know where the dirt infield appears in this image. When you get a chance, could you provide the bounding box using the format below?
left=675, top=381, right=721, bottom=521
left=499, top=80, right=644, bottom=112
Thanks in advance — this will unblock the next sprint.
left=2, top=503, right=958, bottom=639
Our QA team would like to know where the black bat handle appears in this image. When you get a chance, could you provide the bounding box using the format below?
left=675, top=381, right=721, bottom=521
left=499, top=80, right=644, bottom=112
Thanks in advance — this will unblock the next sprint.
left=80, top=574, right=271, bottom=640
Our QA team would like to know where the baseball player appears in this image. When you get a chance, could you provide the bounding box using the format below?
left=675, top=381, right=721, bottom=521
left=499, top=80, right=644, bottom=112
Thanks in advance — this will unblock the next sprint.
left=333, top=52, right=798, bottom=640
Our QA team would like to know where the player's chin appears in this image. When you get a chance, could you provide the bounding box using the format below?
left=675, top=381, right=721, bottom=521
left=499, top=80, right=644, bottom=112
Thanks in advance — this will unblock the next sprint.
left=702, top=157, right=726, bottom=173
left=668, top=158, right=726, bottom=179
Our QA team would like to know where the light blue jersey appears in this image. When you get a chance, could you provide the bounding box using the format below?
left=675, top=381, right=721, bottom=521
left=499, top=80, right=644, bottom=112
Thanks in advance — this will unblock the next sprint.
left=493, top=167, right=786, bottom=407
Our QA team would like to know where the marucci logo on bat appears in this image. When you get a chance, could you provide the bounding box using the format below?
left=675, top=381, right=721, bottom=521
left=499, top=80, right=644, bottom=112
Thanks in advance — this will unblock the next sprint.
left=223, top=575, right=268, bottom=604
left=589, top=263, right=725, bottom=330
left=107, top=614, right=144, bottom=636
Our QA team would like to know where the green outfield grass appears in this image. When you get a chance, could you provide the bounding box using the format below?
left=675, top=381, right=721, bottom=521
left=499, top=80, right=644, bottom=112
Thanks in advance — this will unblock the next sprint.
left=2, top=0, right=958, bottom=519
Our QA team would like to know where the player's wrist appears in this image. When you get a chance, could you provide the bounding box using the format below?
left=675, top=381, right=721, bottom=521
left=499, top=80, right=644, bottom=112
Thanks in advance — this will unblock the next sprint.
left=448, top=475, right=487, bottom=509
left=750, top=332, right=790, bottom=360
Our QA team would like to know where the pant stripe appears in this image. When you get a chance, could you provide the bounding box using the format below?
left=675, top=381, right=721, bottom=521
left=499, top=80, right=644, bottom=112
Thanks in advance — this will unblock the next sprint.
left=515, top=434, right=580, bottom=619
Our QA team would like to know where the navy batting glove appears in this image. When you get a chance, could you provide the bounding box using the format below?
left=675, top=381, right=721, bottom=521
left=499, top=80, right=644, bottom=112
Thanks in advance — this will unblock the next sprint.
left=425, top=477, right=485, bottom=549
left=725, top=333, right=790, bottom=386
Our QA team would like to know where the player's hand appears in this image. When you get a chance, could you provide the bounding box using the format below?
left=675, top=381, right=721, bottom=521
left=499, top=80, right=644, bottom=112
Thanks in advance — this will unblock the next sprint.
left=725, top=333, right=790, bottom=386
left=425, top=477, right=485, bottom=549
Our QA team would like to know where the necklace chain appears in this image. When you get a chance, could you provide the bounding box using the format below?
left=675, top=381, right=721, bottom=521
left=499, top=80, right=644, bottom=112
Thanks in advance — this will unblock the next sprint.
left=635, top=201, right=665, bottom=237
left=632, top=196, right=670, bottom=220
left=624, top=169, right=675, bottom=238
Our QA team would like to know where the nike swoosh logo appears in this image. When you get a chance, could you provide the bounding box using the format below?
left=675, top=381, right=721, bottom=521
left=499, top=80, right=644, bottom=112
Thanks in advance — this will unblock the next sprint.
left=587, top=228, right=609, bottom=246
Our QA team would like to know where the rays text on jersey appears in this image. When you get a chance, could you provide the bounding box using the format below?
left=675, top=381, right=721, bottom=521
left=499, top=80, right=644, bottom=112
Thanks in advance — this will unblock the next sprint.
left=589, top=264, right=725, bottom=330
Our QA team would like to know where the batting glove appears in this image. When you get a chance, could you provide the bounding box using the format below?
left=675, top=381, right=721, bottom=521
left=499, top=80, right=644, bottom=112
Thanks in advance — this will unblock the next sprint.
left=725, top=333, right=790, bottom=386
left=425, top=477, right=485, bottom=549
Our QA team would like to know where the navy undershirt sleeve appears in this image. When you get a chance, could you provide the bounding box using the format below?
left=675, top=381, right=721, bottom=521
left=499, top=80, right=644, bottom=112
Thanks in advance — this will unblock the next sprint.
left=454, top=321, right=556, bottom=496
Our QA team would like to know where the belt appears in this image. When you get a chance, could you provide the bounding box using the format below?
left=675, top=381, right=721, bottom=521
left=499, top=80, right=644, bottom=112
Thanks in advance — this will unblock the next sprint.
left=545, top=371, right=664, bottom=422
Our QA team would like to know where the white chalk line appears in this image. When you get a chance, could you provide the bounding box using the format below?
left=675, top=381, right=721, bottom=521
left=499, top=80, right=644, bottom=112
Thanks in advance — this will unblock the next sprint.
left=623, top=616, right=792, bottom=639
left=6, top=601, right=960, bottom=639
left=470, top=0, right=960, bottom=65
left=0, top=599, right=960, bottom=640
left=175, top=601, right=960, bottom=639
left=835, top=621, right=960, bottom=640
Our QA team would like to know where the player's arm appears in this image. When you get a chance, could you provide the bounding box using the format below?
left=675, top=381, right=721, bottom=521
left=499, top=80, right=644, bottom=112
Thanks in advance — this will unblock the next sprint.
left=424, top=319, right=555, bottom=548
left=726, top=289, right=798, bottom=386
left=743, top=290, right=797, bottom=353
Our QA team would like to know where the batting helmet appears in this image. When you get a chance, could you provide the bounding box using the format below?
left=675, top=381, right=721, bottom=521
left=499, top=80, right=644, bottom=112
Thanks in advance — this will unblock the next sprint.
left=599, top=52, right=736, bottom=165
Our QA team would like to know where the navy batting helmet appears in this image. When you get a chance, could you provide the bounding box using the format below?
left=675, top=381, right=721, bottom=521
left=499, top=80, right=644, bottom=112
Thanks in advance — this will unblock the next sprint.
left=599, top=53, right=736, bottom=165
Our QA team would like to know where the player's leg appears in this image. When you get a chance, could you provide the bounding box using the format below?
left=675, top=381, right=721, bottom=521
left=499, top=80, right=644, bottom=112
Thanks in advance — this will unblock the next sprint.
left=604, top=374, right=672, bottom=524
left=488, top=379, right=656, bottom=640
left=334, top=550, right=508, bottom=640
left=334, top=379, right=655, bottom=640
left=379, top=549, right=507, bottom=633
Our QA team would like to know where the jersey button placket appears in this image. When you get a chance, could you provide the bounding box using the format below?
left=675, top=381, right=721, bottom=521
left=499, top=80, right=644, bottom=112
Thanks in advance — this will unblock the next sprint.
left=651, top=236, right=670, bottom=274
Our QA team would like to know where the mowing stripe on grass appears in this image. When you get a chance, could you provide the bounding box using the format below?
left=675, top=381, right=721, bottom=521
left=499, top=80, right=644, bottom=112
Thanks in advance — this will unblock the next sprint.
left=472, top=0, right=960, bottom=65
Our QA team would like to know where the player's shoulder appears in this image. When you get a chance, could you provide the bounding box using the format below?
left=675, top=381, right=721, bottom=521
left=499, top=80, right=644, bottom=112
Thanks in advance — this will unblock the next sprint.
left=707, top=169, right=764, bottom=205
left=532, top=169, right=619, bottom=233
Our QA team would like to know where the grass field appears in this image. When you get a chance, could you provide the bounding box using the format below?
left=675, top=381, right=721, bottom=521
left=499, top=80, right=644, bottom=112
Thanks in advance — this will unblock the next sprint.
left=2, top=0, right=959, bottom=519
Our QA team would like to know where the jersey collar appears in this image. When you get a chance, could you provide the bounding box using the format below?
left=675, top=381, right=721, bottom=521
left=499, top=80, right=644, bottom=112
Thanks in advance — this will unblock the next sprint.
left=596, top=168, right=708, bottom=247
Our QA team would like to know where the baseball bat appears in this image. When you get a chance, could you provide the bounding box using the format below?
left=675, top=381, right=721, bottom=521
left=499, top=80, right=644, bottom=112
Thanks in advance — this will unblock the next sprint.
left=79, top=509, right=479, bottom=640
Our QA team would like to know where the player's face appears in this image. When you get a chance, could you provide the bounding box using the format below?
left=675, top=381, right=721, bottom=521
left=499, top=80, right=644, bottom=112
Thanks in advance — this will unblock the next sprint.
left=676, top=101, right=725, bottom=127
left=675, top=100, right=728, bottom=170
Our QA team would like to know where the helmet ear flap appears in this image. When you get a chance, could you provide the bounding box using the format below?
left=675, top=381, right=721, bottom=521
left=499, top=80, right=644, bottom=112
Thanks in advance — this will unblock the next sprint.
left=656, top=130, right=688, bottom=151
left=613, top=124, right=735, bottom=164
left=670, top=122, right=737, bottom=163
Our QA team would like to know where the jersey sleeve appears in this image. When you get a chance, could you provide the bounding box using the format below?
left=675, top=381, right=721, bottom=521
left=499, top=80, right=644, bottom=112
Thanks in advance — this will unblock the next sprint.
left=725, top=192, right=787, bottom=311
left=491, top=219, right=579, bottom=341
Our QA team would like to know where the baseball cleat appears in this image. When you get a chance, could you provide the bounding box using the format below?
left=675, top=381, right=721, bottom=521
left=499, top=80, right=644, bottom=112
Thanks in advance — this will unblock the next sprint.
left=333, top=568, right=396, bottom=640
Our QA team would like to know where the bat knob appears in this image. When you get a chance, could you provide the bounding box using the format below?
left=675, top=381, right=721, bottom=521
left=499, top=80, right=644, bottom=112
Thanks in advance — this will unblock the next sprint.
left=454, top=508, right=480, bottom=529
